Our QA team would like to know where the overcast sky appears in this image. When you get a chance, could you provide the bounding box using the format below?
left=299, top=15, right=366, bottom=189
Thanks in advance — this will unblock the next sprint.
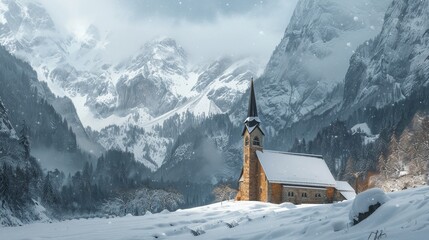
left=39, top=0, right=298, bottom=64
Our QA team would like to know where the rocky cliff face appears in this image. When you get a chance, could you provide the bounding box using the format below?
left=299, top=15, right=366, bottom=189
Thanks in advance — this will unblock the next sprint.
left=115, top=38, right=187, bottom=116
left=251, top=0, right=392, bottom=129
left=270, top=0, right=429, bottom=150
left=342, top=0, right=429, bottom=110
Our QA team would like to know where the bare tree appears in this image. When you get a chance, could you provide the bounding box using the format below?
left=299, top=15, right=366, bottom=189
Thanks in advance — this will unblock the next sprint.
left=212, top=184, right=237, bottom=205
left=408, top=117, right=429, bottom=175
left=378, top=134, right=406, bottom=178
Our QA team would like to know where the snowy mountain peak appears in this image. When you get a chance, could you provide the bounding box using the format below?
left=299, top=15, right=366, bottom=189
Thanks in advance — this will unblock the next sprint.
left=145, top=37, right=185, bottom=57
left=120, top=37, right=188, bottom=85
left=0, top=0, right=265, bottom=170
left=76, top=24, right=101, bottom=49
left=0, top=0, right=55, bottom=31
left=0, top=0, right=58, bottom=55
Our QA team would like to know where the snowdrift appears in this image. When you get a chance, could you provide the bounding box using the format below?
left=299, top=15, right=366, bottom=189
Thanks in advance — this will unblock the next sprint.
left=1, top=187, right=429, bottom=239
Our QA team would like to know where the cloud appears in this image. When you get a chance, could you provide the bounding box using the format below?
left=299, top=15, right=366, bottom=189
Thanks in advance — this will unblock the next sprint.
left=39, top=0, right=298, bottom=64
left=122, top=0, right=284, bottom=22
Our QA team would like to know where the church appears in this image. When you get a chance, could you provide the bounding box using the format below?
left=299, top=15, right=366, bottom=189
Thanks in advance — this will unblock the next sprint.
left=235, top=80, right=355, bottom=204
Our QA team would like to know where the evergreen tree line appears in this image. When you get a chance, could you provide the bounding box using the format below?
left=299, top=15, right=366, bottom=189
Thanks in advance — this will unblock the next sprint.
left=40, top=149, right=220, bottom=218
left=0, top=157, right=43, bottom=210
left=290, top=83, right=429, bottom=186
left=0, top=46, right=83, bottom=155
left=156, top=114, right=241, bottom=182
left=152, top=114, right=242, bottom=207
left=40, top=149, right=154, bottom=216
left=0, top=118, right=45, bottom=225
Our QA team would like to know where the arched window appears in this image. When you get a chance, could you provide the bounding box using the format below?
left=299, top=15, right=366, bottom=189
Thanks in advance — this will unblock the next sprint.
left=301, top=192, right=308, bottom=198
left=253, top=136, right=260, bottom=146
left=245, top=136, right=249, bottom=146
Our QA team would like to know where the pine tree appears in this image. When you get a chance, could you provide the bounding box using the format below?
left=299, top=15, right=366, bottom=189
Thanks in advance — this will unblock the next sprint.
left=19, top=121, right=30, bottom=159
left=42, top=175, right=58, bottom=207
left=0, top=97, right=6, bottom=116
left=0, top=166, right=9, bottom=205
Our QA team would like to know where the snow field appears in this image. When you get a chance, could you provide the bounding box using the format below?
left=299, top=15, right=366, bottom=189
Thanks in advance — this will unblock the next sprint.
left=1, top=186, right=429, bottom=240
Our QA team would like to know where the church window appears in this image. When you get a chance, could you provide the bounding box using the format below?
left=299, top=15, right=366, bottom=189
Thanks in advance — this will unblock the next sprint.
left=301, top=192, right=308, bottom=198
left=315, top=193, right=322, bottom=198
left=287, top=191, right=294, bottom=197
left=253, top=136, right=260, bottom=146
left=245, top=136, right=249, bottom=146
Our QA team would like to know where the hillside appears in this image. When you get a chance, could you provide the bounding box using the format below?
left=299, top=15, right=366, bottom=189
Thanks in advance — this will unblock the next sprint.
left=1, top=187, right=428, bottom=239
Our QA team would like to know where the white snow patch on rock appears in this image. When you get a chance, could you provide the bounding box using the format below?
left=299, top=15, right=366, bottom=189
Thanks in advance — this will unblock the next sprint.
left=351, top=123, right=372, bottom=135
left=351, top=123, right=379, bottom=144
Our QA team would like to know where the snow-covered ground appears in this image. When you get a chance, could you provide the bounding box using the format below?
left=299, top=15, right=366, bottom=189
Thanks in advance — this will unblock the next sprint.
left=1, top=187, right=429, bottom=240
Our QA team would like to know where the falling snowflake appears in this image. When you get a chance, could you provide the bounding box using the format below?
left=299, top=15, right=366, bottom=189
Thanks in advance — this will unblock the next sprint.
left=353, top=16, right=359, bottom=21
left=346, top=42, right=351, bottom=47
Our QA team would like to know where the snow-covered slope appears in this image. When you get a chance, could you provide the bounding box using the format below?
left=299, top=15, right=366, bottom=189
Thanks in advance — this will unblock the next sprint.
left=1, top=186, right=428, bottom=239
left=193, top=57, right=264, bottom=113
left=249, top=0, right=392, bottom=128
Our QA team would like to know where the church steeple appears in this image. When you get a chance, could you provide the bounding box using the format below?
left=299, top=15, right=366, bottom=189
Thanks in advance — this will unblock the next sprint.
left=247, top=78, right=258, bottom=118
left=236, top=78, right=265, bottom=201
left=243, top=78, right=264, bottom=135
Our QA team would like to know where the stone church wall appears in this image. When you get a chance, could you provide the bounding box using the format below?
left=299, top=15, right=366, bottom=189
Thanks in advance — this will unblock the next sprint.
left=334, top=190, right=346, bottom=202
left=270, top=183, right=283, bottom=203
left=257, top=161, right=269, bottom=202
left=281, top=186, right=327, bottom=204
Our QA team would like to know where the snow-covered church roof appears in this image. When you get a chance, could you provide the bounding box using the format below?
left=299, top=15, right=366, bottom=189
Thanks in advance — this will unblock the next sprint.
left=335, top=181, right=356, bottom=200
left=256, top=150, right=336, bottom=187
left=335, top=181, right=355, bottom=192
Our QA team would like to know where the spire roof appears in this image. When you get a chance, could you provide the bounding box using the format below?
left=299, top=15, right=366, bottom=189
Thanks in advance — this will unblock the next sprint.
left=242, top=78, right=263, bottom=135
left=247, top=78, right=258, bottom=118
